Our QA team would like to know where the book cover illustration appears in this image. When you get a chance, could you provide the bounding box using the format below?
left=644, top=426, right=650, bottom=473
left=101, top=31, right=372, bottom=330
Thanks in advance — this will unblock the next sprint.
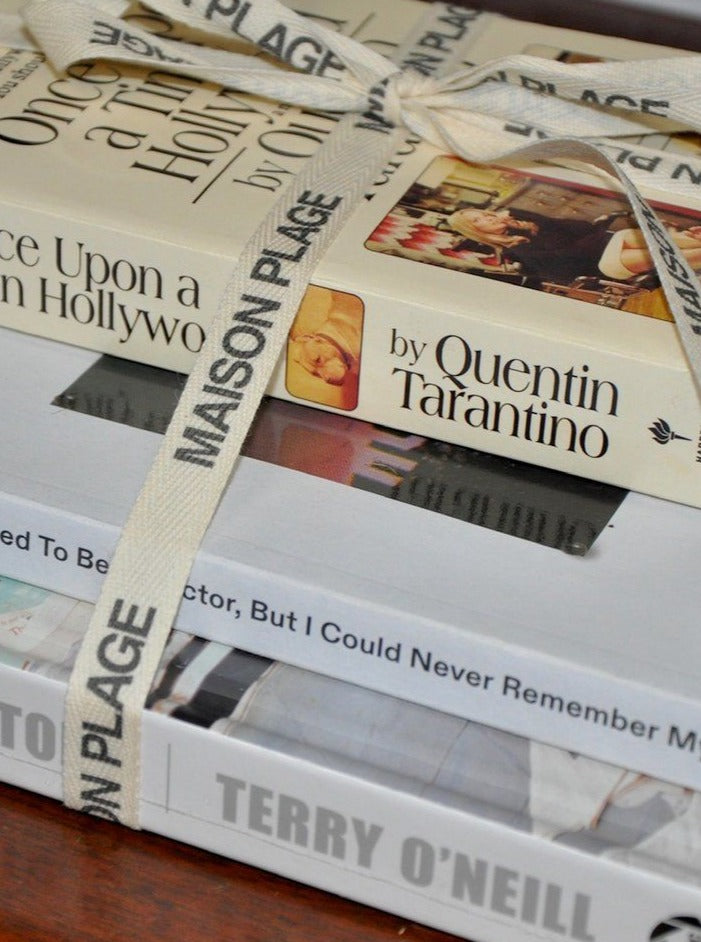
left=1, top=572, right=700, bottom=889
left=285, top=285, right=365, bottom=411
left=364, top=154, right=701, bottom=322
left=360, top=39, right=701, bottom=328
left=53, top=353, right=626, bottom=555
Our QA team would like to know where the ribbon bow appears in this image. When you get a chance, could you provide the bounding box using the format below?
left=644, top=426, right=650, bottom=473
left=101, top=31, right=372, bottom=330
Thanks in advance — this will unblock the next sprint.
left=20, top=0, right=701, bottom=168
left=8, top=0, right=701, bottom=827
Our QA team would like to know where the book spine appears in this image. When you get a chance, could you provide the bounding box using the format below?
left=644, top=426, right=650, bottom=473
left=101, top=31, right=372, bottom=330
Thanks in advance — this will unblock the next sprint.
left=2, top=191, right=700, bottom=507
left=2, top=656, right=700, bottom=942
left=274, top=270, right=701, bottom=508
left=3, top=485, right=701, bottom=793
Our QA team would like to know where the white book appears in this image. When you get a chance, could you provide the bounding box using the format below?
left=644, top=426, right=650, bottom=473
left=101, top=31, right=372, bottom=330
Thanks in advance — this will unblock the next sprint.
left=2, top=573, right=701, bottom=942
left=1, top=327, right=701, bottom=791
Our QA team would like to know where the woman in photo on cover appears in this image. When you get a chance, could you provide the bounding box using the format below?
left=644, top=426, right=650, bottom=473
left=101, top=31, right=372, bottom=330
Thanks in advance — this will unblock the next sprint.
left=446, top=205, right=701, bottom=287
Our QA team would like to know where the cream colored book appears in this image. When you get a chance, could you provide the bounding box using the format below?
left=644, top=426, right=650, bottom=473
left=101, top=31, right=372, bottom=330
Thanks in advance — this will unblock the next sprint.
left=0, top=0, right=700, bottom=505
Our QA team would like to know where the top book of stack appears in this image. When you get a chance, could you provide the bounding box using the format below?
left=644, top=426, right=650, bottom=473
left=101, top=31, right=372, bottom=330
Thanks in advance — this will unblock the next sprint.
left=1, top=0, right=701, bottom=505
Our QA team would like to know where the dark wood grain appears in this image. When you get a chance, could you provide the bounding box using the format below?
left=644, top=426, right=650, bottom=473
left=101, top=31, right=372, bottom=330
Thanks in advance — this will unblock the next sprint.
left=0, top=781, right=462, bottom=942
left=458, top=0, right=701, bottom=51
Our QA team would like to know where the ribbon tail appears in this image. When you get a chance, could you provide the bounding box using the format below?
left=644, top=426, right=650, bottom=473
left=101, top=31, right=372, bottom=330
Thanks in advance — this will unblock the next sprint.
left=467, top=136, right=701, bottom=395
left=62, top=113, right=404, bottom=828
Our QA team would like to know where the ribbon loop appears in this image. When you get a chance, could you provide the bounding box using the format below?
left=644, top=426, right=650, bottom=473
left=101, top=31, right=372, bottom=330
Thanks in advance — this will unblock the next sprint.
left=391, top=70, right=444, bottom=129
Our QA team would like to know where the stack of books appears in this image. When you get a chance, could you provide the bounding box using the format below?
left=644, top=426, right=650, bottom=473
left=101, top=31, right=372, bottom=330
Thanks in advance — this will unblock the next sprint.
left=1, top=0, right=700, bottom=939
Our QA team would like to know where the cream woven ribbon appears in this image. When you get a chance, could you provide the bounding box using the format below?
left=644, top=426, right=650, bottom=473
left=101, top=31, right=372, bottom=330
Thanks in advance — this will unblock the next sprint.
left=8, top=0, right=701, bottom=826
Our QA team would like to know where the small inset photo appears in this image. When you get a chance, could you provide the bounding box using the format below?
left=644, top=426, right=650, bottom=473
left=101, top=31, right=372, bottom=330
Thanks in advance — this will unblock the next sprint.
left=286, top=284, right=364, bottom=411
left=365, top=154, right=701, bottom=321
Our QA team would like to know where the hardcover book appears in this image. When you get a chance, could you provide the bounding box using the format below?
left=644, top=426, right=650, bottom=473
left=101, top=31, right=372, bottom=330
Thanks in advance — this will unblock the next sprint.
left=1, top=328, right=700, bottom=792
left=0, top=0, right=700, bottom=504
left=2, top=573, right=701, bottom=942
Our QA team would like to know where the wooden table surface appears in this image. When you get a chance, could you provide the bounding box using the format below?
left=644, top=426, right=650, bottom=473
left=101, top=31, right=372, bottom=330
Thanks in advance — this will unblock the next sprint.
left=1, top=3, right=699, bottom=942
left=0, top=780, right=460, bottom=942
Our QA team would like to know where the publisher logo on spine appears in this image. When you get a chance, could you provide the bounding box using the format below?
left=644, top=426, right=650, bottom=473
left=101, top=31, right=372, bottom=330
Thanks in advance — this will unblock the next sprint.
left=647, top=418, right=692, bottom=445
left=650, top=915, right=701, bottom=941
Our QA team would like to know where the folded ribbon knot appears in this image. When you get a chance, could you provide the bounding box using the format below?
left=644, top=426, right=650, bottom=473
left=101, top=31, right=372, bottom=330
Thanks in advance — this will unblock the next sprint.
left=368, top=70, right=444, bottom=130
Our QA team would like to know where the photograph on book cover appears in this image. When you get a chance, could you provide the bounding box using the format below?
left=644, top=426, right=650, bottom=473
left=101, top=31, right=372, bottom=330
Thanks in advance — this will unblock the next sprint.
left=285, top=285, right=365, bottom=411
left=53, top=353, right=626, bottom=556
left=365, top=154, right=701, bottom=321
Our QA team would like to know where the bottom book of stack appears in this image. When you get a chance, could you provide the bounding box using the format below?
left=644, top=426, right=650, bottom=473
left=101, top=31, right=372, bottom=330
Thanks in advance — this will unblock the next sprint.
left=1, top=574, right=700, bottom=942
